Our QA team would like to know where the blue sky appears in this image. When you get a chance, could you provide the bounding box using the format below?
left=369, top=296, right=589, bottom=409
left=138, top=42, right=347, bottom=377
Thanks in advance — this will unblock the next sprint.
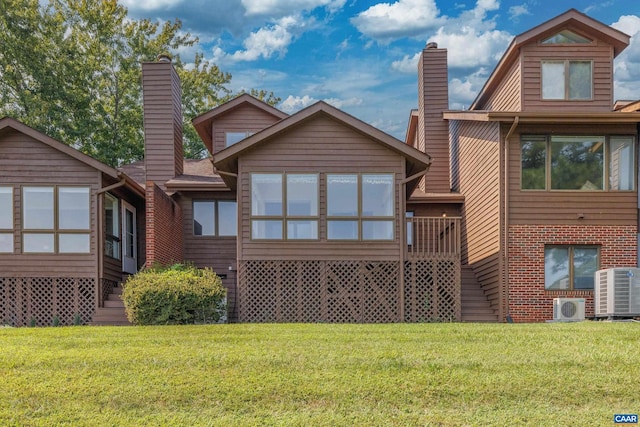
left=122, top=0, right=640, bottom=140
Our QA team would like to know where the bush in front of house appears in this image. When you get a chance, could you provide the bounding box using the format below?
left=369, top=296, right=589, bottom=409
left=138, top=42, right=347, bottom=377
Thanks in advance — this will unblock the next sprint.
left=122, top=264, right=226, bottom=325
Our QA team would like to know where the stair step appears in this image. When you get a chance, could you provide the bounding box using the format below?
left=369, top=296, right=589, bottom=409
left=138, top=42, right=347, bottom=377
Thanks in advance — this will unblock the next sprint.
left=462, top=314, right=499, bottom=322
left=111, top=286, right=123, bottom=295
left=104, top=299, right=125, bottom=308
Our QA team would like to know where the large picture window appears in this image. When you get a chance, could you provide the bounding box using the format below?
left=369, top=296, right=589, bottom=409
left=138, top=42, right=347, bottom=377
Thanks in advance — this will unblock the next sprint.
left=22, top=186, right=90, bottom=253
left=327, top=174, right=394, bottom=241
left=521, top=135, right=634, bottom=191
left=251, top=173, right=318, bottom=240
left=545, top=246, right=599, bottom=290
left=0, top=187, right=13, bottom=253
left=193, top=200, right=237, bottom=237
left=542, top=60, right=592, bottom=100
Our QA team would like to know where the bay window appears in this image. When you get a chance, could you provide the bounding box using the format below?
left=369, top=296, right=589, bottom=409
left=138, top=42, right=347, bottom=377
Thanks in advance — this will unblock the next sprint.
left=521, top=135, right=634, bottom=191
left=193, top=200, right=237, bottom=237
left=327, top=174, right=394, bottom=241
left=22, top=186, right=90, bottom=253
left=0, top=187, right=13, bottom=253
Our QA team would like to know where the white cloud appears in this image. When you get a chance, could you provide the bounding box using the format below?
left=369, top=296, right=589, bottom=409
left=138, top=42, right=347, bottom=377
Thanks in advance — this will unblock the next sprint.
left=120, top=0, right=183, bottom=10
left=351, top=0, right=444, bottom=43
left=429, top=26, right=511, bottom=68
left=280, top=95, right=317, bottom=113
left=213, top=15, right=308, bottom=63
left=391, top=52, right=421, bottom=74
left=324, top=97, right=363, bottom=108
left=508, top=4, right=530, bottom=20
left=449, top=68, right=490, bottom=109
left=612, top=15, right=640, bottom=100
left=242, top=0, right=346, bottom=16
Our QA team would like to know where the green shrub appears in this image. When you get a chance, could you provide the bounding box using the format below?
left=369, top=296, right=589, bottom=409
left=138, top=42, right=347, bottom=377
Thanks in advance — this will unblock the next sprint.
left=122, top=264, right=226, bottom=325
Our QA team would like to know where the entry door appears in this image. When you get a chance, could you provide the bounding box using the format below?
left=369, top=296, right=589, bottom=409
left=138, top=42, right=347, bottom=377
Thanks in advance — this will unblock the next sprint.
left=122, top=201, right=137, bottom=274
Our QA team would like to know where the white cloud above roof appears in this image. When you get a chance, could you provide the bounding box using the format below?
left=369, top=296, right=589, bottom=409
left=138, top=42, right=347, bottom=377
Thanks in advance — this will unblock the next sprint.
left=242, top=0, right=346, bottom=16
left=351, top=0, right=444, bottom=43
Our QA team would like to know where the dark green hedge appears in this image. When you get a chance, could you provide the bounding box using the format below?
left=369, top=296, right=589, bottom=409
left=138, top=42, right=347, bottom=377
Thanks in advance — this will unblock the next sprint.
left=122, top=264, right=226, bottom=325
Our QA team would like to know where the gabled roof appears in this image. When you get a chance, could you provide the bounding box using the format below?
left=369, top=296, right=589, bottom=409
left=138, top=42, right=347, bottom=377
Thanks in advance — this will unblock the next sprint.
left=470, top=9, right=630, bottom=110
left=192, top=93, right=289, bottom=154
left=0, top=117, right=145, bottom=197
left=213, top=101, right=431, bottom=190
left=0, top=117, right=119, bottom=178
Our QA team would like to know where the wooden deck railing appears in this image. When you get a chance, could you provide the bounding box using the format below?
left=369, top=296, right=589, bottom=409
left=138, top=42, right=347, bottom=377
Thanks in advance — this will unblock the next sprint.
left=406, top=216, right=461, bottom=258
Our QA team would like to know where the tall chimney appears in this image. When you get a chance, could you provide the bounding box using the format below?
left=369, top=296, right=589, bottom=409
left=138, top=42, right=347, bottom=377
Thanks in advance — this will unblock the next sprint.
left=142, top=55, right=183, bottom=189
left=418, top=42, right=450, bottom=193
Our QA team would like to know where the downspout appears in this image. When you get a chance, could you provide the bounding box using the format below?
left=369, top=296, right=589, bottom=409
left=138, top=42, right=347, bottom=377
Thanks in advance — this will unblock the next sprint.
left=503, top=116, right=519, bottom=322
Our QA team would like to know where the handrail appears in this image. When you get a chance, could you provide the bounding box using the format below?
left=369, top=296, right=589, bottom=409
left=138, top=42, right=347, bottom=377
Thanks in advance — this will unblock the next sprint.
left=406, top=216, right=461, bottom=258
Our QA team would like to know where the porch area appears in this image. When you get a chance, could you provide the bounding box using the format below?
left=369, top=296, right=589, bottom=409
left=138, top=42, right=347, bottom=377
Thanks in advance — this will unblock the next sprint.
left=238, top=217, right=462, bottom=323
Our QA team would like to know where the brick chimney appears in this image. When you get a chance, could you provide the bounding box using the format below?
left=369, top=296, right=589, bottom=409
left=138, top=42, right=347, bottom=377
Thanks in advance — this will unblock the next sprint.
left=418, top=42, right=450, bottom=193
left=142, top=54, right=183, bottom=189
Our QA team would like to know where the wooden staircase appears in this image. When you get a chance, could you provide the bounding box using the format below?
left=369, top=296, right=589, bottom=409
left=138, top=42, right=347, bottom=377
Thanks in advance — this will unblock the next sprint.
left=461, top=265, right=499, bottom=322
left=92, top=285, right=130, bottom=326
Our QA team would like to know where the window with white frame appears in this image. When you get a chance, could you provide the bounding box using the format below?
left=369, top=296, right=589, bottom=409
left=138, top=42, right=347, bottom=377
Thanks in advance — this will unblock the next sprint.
left=0, top=187, right=13, bottom=253
left=542, top=60, right=592, bottom=100
left=521, top=135, right=635, bottom=191
left=193, top=200, right=237, bottom=237
left=104, top=193, right=120, bottom=259
left=22, top=186, right=90, bottom=253
left=250, top=173, right=318, bottom=240
left=545, top=246, right=599, bottom=290
left=327, top=174, right=394, bottom=241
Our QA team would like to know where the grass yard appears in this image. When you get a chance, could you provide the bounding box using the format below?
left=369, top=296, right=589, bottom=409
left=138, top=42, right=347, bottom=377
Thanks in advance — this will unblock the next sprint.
left=1, top=322, right=638, bottom=426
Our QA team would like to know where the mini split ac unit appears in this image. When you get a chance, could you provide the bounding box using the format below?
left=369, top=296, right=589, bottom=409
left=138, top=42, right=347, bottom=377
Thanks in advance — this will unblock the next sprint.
left=594, top=268, right=640, bottom=318
left=553, top=298, right=585, bottom=321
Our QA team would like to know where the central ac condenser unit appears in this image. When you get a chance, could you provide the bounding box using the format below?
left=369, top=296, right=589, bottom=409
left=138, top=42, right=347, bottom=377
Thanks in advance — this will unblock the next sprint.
left=594, top=268, right=640, bottom=318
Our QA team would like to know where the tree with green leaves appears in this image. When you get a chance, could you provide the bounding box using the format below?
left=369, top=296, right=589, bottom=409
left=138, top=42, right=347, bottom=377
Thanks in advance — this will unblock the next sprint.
left=0, top=0, right=279, bottom=165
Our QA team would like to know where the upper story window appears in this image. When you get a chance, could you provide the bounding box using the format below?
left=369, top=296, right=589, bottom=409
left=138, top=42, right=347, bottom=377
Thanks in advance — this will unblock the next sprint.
left=251, top=173, right=319, bottom=240
left=0, top=187, right=13, bottom=253
left=104, top=193, right=120, bottom=259
left=193, top=200, right=237, bottom=237
left=225, top=131, right=253, bottom=147
left=22, top=186, right=90, bottom=253
left=521, top=135, right=635, bottom=191
left=327, top=174, right=394, bottom=241
left=541, top=30, right=592, bottom=45
left=542, top=60, right=592, bottom=100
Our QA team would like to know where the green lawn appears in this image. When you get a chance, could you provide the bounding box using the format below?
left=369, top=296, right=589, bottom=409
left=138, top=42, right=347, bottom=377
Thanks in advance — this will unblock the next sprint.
left=1, top=322, right=638, bottom=426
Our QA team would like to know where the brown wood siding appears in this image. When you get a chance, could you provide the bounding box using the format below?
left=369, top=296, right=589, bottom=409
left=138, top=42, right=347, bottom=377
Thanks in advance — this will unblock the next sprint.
left=521, top=40, right=614, bottom=112
left=481, top=59, right=522, bottom=111
left=179, top=191, right=238, bottom=319
left=418, top=47, right=450, bottom=193
left=142, top=62, right=183, bottom=188
left=0, top=129, right=100, bottom=277
left=450, top=120, right=502, bottom=308
left=238, top=114, right=404, bottom=261
left=212, top=104, right=282, bottom=155
left=509, top=123, right=637, bottom=225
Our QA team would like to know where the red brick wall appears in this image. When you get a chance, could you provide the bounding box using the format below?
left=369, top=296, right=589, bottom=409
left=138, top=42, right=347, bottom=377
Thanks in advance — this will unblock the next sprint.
left=146, top=182, right=184, bottom=266
left=507, top=225, right=637, bottom=322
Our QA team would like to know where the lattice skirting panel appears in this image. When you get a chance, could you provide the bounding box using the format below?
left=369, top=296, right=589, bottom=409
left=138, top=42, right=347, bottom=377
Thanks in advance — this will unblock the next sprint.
left=404, top=257, right=461, bottom=322
left=239, top=258, right=460, bottom=323
left=0, top=277, right=96, bottom=326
